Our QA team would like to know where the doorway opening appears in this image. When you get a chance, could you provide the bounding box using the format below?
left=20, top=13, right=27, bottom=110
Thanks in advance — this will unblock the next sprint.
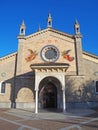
left=39, top=76, right=63, bottom=111
left=39, top=82, right=57, bottom=109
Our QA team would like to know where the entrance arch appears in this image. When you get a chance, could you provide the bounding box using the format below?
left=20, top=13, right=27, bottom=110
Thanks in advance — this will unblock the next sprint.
left=30, top=62, right=69, bottom=113
left=39, top=76, right=63, bottom=110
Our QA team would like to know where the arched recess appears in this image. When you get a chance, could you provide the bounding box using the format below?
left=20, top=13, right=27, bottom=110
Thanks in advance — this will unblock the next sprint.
left=35, top=73, right=65, bottom=91
left=39, top=76, right=63, bottom=110
left=16, top=87, right=34, bottom=102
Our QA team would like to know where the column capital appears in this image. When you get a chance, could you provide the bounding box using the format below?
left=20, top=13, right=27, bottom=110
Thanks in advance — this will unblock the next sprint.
left=62, top=87, right=65, bottom=91
left=35, top=89, right=39, bottom=91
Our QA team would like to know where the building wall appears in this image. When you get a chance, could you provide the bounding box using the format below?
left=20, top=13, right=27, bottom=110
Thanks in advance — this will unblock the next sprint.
left=15, top=76, right=35, bottom=108
left=0, top=28, right=98, bottom=109
left=0, top=53, right=17, bottom=107
left=83, top=58, right=98, bottom=77
left=0, top=53, right=17, bottom=80
left=17, top=30, right=76, bottom=75
left=66, top=58, right=98, bottom=109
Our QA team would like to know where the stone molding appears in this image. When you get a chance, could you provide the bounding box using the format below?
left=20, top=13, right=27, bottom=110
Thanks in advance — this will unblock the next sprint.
left=25, top=28, right=73, bottom=40
left=0, top=52, right=17, bottom=61
left=83, top=51, right=98, bottom=63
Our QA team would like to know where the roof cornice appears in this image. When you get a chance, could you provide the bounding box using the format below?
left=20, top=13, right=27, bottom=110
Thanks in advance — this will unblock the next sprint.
left=25, top=27, right=73, bottom=39
left=83, top=51, right=98, bottom=63
left=83, top=51, right=98, bottom=59
left=0, top=52, right=17, bottom=61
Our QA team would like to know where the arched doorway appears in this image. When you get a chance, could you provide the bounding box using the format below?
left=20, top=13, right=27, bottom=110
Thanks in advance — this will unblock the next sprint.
left=39, top=76, right=63, bottom=110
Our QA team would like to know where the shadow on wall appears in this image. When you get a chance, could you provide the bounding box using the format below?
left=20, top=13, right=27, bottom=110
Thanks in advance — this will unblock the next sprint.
left=4, top=72, right=98, bottom=109
left=65, top=77, right=98, bottom=109
left=5, top=71, right=35, bottom=108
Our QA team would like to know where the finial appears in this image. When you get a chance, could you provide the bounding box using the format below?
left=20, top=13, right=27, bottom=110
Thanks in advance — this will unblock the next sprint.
left=75, top=19, right=79, bottom=25
left=47, top=13, right=52, bottom=28
left=21, top=20, right=25, bottom=26
left=48, top=13, right=52, bottom=19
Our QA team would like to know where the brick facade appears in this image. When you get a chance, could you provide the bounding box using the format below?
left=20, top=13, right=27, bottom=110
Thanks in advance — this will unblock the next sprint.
left=0, top=17, right=98, bottom=110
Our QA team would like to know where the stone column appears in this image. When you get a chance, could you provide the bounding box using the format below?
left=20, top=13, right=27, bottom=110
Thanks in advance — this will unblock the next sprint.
left=61, top=74, right=66, bottom=113
left=35, top=89, right=38, bottom=113
left=34, top=69, right=40, bottom=114
left=62, top=88, right=66, bottom=112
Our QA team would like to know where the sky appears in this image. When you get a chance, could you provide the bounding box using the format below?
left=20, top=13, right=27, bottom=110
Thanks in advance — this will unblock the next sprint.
left=0, top=0, right=98, bottom=57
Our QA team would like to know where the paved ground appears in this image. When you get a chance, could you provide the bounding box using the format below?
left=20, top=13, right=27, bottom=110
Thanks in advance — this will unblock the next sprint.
left=0, top=108, right=98, bottom=130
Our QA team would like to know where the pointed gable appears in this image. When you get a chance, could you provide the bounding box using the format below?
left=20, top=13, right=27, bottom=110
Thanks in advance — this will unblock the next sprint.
left=19, top=27, right=76, bottom=74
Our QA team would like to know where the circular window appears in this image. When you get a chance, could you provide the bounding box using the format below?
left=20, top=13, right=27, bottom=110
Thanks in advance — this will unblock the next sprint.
left=41, top=45, right=59, bottom=62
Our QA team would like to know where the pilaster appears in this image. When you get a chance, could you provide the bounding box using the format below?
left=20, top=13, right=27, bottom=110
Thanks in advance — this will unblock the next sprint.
left=74, top=34, right=84, bottom=75
left=16, top=36, right=25, bottom=75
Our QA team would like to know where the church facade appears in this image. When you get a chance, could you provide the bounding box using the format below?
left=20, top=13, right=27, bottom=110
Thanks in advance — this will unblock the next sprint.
left=0, top=14, right=98, bottom=113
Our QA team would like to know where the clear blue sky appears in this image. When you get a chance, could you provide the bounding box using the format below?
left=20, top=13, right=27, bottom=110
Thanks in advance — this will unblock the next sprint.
left=0, top=0, right=98, bottom=57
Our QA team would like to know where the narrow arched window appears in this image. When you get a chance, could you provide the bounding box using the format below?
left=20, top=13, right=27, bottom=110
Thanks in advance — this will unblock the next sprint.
left=95, top=81, right=98, bottom=93
left=1, top=82, right=5, bottom=93
left=0, top=81, right=6, bottom=94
